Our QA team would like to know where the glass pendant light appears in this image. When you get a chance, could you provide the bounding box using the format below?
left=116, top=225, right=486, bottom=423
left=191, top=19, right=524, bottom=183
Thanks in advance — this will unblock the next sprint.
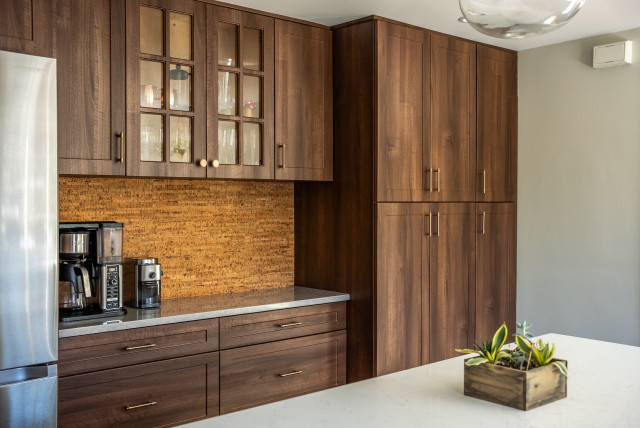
left=458, top=0, right=586, bottom=39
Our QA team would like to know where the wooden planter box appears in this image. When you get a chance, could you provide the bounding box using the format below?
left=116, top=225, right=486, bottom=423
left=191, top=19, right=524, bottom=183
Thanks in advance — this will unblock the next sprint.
left=463, top=359, right=567, bottom=410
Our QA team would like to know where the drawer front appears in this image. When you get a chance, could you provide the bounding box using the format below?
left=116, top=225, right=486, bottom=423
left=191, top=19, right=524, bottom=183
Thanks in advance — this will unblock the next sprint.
left=220, top=330, right=346, bottom=414
left=59, top=319, right=219, bottom=377
left=220, top=302, right=346, bottom=349
left=59, top=352, right=219, bottom=428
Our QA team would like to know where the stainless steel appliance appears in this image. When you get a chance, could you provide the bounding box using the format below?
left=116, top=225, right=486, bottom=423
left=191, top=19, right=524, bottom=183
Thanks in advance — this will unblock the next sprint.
left=59, top=222, right=125, bottom=321
left=0, top=50, right=58, bottom=427
left=124, top=258, right=162, bottom=308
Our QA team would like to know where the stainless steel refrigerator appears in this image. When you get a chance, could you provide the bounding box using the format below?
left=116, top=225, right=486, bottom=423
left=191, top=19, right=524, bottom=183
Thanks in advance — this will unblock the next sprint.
left=0, top=50, right=58, bottom=427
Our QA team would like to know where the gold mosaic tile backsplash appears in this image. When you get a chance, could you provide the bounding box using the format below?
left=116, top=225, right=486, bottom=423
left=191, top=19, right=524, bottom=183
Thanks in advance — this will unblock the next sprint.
left=58, top=177, right=294, bottom=298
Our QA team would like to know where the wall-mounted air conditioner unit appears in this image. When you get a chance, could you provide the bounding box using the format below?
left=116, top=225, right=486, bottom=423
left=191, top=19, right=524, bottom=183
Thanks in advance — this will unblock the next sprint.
left=593, top=41, right=632, bottom=68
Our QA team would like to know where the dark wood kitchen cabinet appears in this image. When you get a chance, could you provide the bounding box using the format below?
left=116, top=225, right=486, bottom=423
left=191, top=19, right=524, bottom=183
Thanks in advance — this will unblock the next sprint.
left=56, top=0, right=126, bottom=176
left=0, top=0, right=53, bottom=57
left=295, top=16, right=516, bottom=382
left=275, top=20, right=332, bottom=181
left=475, top=203, right=516, bottom=342
left=477, top=46, right=517, bottom=202
left=205, top=4, right=275, bottom=179
left=376, top=202, right=475, bottom=374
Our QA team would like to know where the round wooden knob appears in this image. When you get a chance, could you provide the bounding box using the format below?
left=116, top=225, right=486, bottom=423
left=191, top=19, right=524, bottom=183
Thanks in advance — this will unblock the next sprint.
left=212, top=160, right=220, bottom=168
left=198, top=159, right=207, bottom=167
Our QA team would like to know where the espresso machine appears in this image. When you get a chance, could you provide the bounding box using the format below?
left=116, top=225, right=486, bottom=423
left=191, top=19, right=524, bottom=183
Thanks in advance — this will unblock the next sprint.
left=59, top=222, right=126, bottom=321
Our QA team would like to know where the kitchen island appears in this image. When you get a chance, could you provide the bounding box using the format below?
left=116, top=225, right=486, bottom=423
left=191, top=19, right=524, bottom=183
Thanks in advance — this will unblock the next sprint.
left=181, top=334, right=639, bottom=427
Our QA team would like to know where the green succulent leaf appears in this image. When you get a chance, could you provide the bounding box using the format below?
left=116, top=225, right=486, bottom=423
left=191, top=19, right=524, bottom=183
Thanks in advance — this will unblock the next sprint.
left=515, top=335, right=532, bottom=355
left=455, top=348, right=480, bottom=355
left=491, top=323, right=508, bottom=353
left=552, top=361, right=568, bottom=377
left=465, top=357, right=488, bottom=366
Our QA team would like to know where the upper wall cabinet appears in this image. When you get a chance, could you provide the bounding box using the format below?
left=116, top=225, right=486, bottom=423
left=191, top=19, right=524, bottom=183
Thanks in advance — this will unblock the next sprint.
left=205, top=5, right=275, bottom=180
left=125, top=0, right=207, bottom=177
left=476, top=45, right=517, bottom=202
left=0, top=0, right=53, bottom=57
left=57, top=0, right=126, bottom=176
left=275, top=20, right=333, bottom=181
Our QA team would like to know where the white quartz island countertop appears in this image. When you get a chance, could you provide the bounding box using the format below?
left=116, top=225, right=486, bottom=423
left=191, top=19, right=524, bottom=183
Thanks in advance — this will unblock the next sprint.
left=182, top=334, right=639, bottom=428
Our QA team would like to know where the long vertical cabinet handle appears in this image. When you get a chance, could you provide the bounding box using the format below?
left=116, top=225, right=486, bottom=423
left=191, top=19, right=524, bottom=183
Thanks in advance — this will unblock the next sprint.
left=425, top=213, right=432, bottom=237
left=478, top=211, right=486, bottom=235
left=426, top=169, right=432, bottom=191
left=436, top=212, right=440, bottom=237
left=279, top=144, right=286, bottom=169
left=117, top=132, right=125, bottom=163
left=480, top=170, right=486, bottom=194
left=436, top=168, right=441, bottom=192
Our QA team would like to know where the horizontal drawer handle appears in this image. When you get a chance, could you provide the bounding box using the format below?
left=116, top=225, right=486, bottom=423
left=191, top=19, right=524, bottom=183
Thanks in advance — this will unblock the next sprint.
left=124, top=343, right=157, bottom=351
left=279, top=370, right=303, bottom=377
left=125, top=401, right=157, bottom=410
left=278, top=322, right=302, bottom=328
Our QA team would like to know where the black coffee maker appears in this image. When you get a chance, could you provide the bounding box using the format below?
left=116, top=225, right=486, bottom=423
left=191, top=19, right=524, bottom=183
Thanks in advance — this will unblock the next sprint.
left=59, top=222, right=127, bottom=322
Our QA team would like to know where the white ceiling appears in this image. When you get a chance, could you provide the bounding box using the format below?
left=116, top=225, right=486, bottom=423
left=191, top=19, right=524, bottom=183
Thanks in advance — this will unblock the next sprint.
left=221, top=0, right=640, bottom=51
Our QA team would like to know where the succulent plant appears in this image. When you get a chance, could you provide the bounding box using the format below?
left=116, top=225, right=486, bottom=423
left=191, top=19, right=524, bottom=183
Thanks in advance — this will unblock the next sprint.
left=456, top=323, right=512, bottom=366
left=515, top=335, right=568, bottom=376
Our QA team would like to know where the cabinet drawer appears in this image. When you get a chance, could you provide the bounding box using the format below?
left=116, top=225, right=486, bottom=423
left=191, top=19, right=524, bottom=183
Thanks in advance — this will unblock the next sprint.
left=59, top=352, right=219, bottom=428
left=220, top=302, right=346, bottom=349
left=59, top=319, right=219, bottom=377
left=220, top=330, right=346, bottom=414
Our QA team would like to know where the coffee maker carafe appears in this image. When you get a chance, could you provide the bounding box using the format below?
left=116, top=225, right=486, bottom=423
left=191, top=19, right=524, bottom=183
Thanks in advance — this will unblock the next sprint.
left=59, top=230, right=92, bottom=310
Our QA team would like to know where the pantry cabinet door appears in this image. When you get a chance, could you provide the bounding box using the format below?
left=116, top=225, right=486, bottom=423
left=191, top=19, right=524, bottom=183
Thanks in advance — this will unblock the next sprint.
left=0, top=0, right=53, bottom=57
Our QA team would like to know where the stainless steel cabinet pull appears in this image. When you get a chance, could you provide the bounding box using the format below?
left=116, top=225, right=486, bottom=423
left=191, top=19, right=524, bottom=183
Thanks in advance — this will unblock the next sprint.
left=279, top=322, right=302, bottom=328
left=117, top=132, right=125, bottom=163
left=279, top=370, right=303, bottom=377
left=124, top=343, right=156, bottom=351
left=479, top=211, right=486, bottom=235
left=436, top=212, right=440, bottom=237
left=436, top=168, right=441, bottom=192
left=480, top=170, right=486, bottom=194
left=425, top=213, right=432, bottom=237
left=426, top=168, right=432, bottom=191
left=125, top=401, right=157, bottom=410
left=279, top=144, right=286, bottom=169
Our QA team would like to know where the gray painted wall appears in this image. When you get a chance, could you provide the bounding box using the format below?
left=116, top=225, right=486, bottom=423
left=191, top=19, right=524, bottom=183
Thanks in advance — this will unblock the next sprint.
left=518, top=27, right=640, bottom=346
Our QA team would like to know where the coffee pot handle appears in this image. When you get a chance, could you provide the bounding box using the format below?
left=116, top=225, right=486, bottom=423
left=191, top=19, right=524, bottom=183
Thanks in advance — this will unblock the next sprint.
left=76, top=266, right=92, bottom=298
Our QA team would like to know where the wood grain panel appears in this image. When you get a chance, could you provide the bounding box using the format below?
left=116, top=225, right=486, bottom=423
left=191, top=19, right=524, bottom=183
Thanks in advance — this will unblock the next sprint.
left=429, top=34, right=476, bottom=202
left=275, top=20, right=332, bottom=181
left=294, top=20, right=375, bottom=383
left=376, top=21, right=430, bottom=202
left=0, top=0, right=52, bottom=57
left=58, top=176, right=293, bottom=298
left=475, top=203, right=516, bottom=342
left=220, top=302, right=346, bottom=349
left=56, top=0, right=126, bottom=175
left=429, top=203, right=475, bottom=362
left=219, top=331, right=346, bottom=414
left=376, top=203, right=425, bottom=375
left=59, top=352, right=219, bottom=427
left=58, top=319, right=219, bottom=377
left=477, top=45, right=517, bottom=202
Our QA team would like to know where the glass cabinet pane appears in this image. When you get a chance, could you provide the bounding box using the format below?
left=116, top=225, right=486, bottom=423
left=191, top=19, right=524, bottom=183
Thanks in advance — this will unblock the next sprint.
left=243, top=123, right=261, bottom=166
left=170, top=64, right=191, bottom=111
left=243, top=27, right=262, bottom=71
left=140, top=60, right=164, bottom=108
left=170, top=116, right=191, bottom=163
left=218, top=72, right=237, bottom=115
left=140, top=114, right=164, bottom=162
left=243, top=75, right=261, bottom=118
left=170, top=12, right=192, bottom=60
left=140, top=6, right=164, bottom=56
left=218, top=22, right=237, bottom=67
left=218, top=121, right=238, bottom=165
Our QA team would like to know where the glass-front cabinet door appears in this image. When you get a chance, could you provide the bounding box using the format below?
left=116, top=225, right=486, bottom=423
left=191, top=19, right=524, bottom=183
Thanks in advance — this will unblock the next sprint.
left=126, top=0, right=206, bottom=177
left=206, top=5, right=274, bottom=179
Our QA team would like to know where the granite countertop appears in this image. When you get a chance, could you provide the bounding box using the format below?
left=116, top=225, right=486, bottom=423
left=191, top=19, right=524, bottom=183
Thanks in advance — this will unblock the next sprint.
left=181, top=334, right=640, bottom=428
left=58, top=286, right=349, bottom=338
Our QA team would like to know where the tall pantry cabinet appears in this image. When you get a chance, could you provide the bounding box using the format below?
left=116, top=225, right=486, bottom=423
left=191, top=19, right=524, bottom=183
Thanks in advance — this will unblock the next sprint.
left=295, top=16, right=517, bottom=382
